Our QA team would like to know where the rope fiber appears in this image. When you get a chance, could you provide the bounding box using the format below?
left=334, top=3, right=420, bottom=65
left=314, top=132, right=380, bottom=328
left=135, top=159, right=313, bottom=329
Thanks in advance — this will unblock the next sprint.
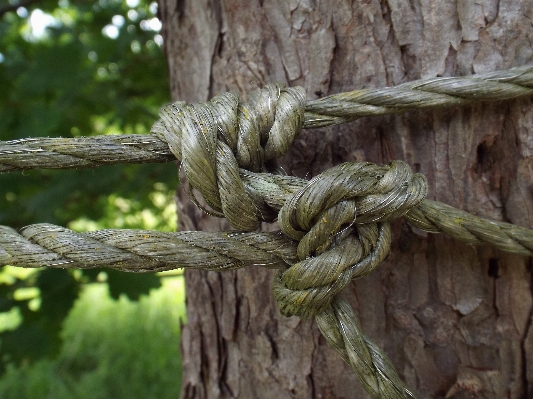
left=2, top=65, right=533, bottom=399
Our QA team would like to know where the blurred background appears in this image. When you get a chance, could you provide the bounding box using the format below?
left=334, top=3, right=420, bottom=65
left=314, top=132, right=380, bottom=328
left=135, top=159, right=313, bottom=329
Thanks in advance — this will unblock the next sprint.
left=0, top=0, right=185, bottom=397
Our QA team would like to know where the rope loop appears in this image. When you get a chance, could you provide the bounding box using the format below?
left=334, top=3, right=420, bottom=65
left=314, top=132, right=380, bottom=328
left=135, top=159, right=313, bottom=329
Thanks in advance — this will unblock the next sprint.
left=150, top=83, right=306, bottom=230
left=273, top=161, right=428, bottom=318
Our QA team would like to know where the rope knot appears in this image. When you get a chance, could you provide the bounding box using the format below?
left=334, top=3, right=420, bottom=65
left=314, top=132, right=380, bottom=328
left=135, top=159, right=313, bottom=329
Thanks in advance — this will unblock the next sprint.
left=273, top=161, right=428, bottom=318
left=151, top=83, right=306, bottom=230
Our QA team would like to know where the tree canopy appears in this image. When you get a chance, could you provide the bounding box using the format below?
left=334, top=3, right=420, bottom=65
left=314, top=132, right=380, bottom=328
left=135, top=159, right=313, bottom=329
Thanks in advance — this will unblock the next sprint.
left=0, top=0, right=177, bottom=371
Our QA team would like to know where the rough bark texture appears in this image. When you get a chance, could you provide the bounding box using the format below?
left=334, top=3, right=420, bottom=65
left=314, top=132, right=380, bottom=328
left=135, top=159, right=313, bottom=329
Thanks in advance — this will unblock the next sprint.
left=158, top=1, right=533, bottom=398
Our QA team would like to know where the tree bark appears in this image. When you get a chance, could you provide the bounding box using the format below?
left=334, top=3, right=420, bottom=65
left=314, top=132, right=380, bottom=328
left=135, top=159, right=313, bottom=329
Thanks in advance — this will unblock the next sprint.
left=158, top=1, right=533, bottom=398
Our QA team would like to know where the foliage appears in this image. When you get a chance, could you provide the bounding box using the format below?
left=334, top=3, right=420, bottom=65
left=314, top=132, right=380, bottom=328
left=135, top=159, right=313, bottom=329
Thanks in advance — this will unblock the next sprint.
left=0, top=276, right=185, bottom=399
left=0, top=0, right=177, bottom=371
left=0, top=0, right=174, bottom=228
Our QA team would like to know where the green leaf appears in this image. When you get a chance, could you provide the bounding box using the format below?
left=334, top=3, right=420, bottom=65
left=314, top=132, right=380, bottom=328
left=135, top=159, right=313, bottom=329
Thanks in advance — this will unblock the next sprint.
left=106, top=269, right=161, bottom=300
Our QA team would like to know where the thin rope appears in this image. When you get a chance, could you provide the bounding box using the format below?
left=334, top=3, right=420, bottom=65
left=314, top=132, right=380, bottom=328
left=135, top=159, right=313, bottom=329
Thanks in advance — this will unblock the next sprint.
left=1, top=65, right=532, bottom=173
left=2, top=65, right=533, bottom=399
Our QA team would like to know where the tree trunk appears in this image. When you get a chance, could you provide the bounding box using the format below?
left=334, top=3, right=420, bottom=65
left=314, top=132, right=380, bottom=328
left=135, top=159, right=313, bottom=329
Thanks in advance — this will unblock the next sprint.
left=158, top=1, right=533, bottom=398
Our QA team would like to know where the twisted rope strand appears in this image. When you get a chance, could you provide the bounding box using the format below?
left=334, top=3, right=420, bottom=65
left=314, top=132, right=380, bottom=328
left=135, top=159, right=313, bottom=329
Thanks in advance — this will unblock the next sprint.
left=405, top=200, right=533, bottom=256
left=0, top=135, right=175, bottom=173
left=0, top=224, right=298, bottom=271
left=305, top=64, right=533, bottom=127
left=1, top=65, right=532, bottom=172
left=316, top=298, right=416, bottom=399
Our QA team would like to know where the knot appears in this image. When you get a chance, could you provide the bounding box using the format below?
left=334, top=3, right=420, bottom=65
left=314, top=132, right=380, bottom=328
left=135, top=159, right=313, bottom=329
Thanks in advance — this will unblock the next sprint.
left=150, top=84, right=306, bottom=230
left=272, top=161, right=428, bottom=318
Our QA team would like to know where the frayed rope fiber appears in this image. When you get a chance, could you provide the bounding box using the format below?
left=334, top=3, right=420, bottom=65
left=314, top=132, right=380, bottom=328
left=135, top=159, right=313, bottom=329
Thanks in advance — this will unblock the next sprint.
left=2, top=65, right=533, bottom=399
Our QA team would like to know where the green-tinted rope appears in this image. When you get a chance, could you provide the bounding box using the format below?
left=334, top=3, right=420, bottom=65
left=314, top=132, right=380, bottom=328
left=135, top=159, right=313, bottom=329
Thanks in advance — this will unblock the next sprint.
left=3, top=161, right=533, bottom=398
left=2, top=65, right=533, bottom=399
left=317, top=298, right=417, bottom=399
left=5, top=163, right=531, bottom=269
left=0, top=225, right=298, bottom=271
left=0, top=135, right=176, bottom=173
left=1, top=65, right=532, bottom=173
left=405, top=200, right=533, bottom=256
left=304, top=64, right=533, bottom=127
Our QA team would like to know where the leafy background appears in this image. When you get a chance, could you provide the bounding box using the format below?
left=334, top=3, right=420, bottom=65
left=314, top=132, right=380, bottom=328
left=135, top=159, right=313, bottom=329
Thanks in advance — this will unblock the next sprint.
left=0, top=0, right=184, bottom=397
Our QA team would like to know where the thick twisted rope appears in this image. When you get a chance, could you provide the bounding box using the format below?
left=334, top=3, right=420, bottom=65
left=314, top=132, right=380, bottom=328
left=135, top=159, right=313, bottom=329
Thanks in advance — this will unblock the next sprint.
left=3, top=161, right=533, bottom=398
left=0, top=160, right=426, bottom=399
left=0, top=225, right=298, bottom=271
left=3, top=66, right=533, bottom=399
left=4, top=165, right=532, bottom=269
left=1, top=65, right=532, bottom=173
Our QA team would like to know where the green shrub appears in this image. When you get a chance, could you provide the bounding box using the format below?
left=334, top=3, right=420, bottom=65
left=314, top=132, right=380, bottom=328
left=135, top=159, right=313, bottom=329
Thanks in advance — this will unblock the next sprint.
left=0, top=276, right=185, bottom=399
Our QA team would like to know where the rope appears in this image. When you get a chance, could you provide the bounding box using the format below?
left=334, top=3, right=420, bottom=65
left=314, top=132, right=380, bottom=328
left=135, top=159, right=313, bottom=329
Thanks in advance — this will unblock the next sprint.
left=304, top=64, right=533, bottom=127
left=2, top=65, right=533, bottom=398
left=1, top=65, right=532, bottom=173
left=405, top=200, right=533, bottom=256
left=3, top=162, right=533, bottom=398
left=0, top=136, right=175, bottom=173
left=316, top=298, right=416, bottom=399
left=0, top=225, right=298, bottom=271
